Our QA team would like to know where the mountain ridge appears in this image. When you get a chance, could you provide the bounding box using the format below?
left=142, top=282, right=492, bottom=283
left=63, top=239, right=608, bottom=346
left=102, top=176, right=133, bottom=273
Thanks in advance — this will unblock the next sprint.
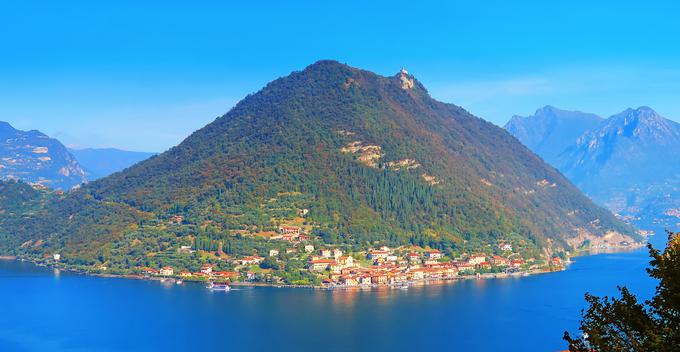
left=504, top=106, right=603, bottom=166
left=0, top=121, right=86, bottom=190
left=0, top=60, right=635, bottom=269
left=505, top=106, right=680, bottom=227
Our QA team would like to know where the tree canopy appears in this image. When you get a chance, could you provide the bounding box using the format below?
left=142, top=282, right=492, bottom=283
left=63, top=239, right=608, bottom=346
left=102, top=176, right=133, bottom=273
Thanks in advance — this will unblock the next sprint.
left=564, top=230, right=680, bottom=351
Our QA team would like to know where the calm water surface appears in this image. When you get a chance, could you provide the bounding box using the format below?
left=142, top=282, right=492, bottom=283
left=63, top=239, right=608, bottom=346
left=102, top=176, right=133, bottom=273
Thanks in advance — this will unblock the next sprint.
left=0, top=233, right=666, bottom=352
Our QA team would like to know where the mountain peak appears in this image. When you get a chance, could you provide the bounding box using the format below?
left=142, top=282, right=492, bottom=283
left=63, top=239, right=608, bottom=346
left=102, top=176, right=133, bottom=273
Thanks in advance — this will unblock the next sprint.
left=303, top=59, right=350, bottom=71
left=0, top=121, right=17, bottom=133
left=504, top=107, right=604, bottom=166
left=616, top=106, right=662, bottom=123
left=535, top=105, right=559, bottom=115
left=0, top=122, right=86, bottom=189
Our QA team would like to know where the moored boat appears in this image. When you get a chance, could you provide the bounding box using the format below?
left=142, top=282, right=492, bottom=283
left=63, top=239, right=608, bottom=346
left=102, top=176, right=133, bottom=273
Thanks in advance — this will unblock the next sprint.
left=207, top=282, right=231, bottom=291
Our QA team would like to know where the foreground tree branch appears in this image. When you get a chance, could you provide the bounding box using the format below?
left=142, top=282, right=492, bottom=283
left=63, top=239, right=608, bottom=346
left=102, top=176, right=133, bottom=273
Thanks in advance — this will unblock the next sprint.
left=564, top=230, right=679, bottom=351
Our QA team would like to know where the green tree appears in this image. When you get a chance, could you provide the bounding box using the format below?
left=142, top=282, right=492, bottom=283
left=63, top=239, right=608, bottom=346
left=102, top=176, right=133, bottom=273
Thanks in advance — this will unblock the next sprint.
left=564, top=231, right=680, bottom=351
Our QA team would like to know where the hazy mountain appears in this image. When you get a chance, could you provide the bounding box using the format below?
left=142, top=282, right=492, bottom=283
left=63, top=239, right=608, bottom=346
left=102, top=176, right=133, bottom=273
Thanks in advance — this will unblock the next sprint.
left=0, top=121, right=86, bottom=190
left=504, top=106, right=603, bottom=165
left=559, top=107, right=680, bottom=225
left=0, top=61, right=634, bottom=264
left=506, top=106, right=680, bottom=227
left=69, top=148, right=156, bottom=180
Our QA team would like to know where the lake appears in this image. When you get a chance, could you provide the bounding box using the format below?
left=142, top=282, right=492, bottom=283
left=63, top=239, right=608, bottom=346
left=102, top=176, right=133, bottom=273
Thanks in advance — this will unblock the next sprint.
left=0, top=233, right=666, bottom=352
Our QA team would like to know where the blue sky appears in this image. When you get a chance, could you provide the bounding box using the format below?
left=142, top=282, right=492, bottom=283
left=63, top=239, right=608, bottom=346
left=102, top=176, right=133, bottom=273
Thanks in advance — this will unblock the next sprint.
left=1, top=1, right=679, bottom=152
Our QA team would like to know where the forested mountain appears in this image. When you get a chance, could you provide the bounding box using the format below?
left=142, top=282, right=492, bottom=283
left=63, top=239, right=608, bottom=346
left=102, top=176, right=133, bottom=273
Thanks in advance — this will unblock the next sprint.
left=0, top=61, right=634, bottom=268
left=504, top=106, right=603, bottom=166
left=69, top=148, right=156, bottom=180
left=505, top=106, right=680, bottom=227
left=0, top=121, right=86, bottom=190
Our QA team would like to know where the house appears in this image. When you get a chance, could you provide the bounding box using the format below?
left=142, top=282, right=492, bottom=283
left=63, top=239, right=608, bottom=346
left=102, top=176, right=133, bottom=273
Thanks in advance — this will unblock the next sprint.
left=143, top=267, right=160, bottom=275
left=304, top=245, right=315, bottom=253
left=160, top=266, right=174, bottom=276
left=238, top=256, right=264, bottom=266
left=408, top=269, right=425, bottom=280
left=551, top=257, right=562, bottom=266
left=178, top=245, right=194, bottom=254
left=423, top=259, right=439, bottom=266
left=286, top=248, right=297, bottom=254
left=468, top=254, right=487, bottom=265
left=407, top=253, right=420, bottom=262
left=340, top=275, right=358, bottom=286
left=337, top=256, right=354, bottom=267
left=332, top=248, right=343, bottom=259
left=269, top=249, right=280, bottom=257
left=455, top=262, right=475, bottom=273
left=168, top=215, right=184, bottom=224
left=298, top=234, right=310, bottom=242
left=477, top=261, right=492, bottom=270
left=200, top=264, right=215, bottom=274
left=213, top=271, right=239, bottom=279
left=330, top=262, right=343, bottom=274
left=425, top=250, right=442, bottom=260
left=499, top=243, right=513, bottom=251
left=491, top=255, right=510, bottom=267
left=279, top=226, right=301, bottom=236
left=308, top=259, right=337, bottom=271
left=511, top=259, right=524, bottom=268
left=320, top=249, right=332, bottom=258
left=386, top=255, right=398, bottom=262
left=53, top=253, right=61, bottom=261
left=179, top=271, right=192, bottom=278
left=367, top=250, right=389, bottom=260
left=359, top=275, right=372, bottom=285
left=371, top=274, right=388, bottom=285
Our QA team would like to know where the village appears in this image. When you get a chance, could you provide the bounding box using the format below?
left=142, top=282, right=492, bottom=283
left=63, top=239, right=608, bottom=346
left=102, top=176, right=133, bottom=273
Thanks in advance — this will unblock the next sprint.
left=136, top=224, right=567, bottom=288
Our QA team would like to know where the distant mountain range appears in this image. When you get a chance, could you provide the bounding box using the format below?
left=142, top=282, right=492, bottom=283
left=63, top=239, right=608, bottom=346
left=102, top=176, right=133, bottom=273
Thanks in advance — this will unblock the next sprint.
left=0, top=121, right=86, bottom=190
left=69, top=148, right=156, bottom=180
left=505, top=106, right=680, bottom=227
left=0, top=121, right=156, bottom=189
left=0, top=61, right=635, bottom=267
left=505, top=106, right=603, bottom=166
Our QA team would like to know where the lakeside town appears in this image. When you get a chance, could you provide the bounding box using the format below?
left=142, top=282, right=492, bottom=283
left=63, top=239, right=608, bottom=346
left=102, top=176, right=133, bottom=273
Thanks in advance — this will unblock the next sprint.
left=37, top=223, right=646, bottom=289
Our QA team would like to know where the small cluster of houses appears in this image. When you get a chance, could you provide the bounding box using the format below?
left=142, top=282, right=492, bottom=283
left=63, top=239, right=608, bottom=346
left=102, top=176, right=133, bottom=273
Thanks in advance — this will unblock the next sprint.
left=307, top=248, right=354, bottom=272
left=146, top=233, right=535, bottom=286
left=269, top=226, right=309, bottom=242
left=142, top=263, right=250, bottom=281
left=311, top=246, right=527, bottom=287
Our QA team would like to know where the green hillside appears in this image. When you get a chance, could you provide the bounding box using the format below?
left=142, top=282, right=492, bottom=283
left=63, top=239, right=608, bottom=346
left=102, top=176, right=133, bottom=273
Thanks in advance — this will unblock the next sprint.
left=0, top=61, right=635, bottom=271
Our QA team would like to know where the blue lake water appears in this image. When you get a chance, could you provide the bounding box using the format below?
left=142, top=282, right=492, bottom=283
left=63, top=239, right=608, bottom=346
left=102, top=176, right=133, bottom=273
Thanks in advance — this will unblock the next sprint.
left=0, top=233, right=666, bottom=352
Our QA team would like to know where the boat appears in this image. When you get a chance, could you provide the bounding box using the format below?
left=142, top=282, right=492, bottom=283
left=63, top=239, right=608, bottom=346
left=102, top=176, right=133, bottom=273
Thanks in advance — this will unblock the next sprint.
left=176, top=280, right=183, bottom=285
left=207, top=282, right=231, bottom=291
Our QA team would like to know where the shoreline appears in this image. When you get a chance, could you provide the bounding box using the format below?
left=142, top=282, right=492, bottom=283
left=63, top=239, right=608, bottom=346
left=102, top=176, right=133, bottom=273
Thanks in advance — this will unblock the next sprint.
left=1, top=244, right=646, bottom=290
left=5, top=257, right=563, bottom=290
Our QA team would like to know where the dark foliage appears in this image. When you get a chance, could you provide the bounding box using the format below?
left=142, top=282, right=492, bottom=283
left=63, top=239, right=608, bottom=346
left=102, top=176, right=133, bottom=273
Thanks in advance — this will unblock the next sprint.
left=564, top=231, right=680, bottom=351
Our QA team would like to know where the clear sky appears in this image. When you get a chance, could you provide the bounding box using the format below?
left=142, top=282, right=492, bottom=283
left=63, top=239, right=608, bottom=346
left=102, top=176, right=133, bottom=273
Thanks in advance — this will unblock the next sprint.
left=1, top=1, right=679, bottom=152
